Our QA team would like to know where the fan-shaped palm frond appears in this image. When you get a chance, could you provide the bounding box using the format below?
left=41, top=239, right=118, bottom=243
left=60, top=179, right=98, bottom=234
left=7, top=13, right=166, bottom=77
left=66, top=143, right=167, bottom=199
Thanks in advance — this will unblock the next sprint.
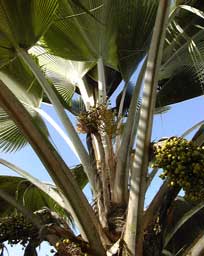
left=42, top=0, right=117, bottom=65
left=0, top=57, right=42, bottom=106
left=156, top=1, right=204, bottom=107
left=0, top=175, right=65, bottom=217
left=0, top=0, right=58, bottom=48
left=30, top=45, right=96, bottom=109
left=0, top=113, right=27, bottom=152
left=0, top=57, right=49, bottom=152
left=0, top=32, right=15, bottom=68
left=43, top=0, right=159, bottom=81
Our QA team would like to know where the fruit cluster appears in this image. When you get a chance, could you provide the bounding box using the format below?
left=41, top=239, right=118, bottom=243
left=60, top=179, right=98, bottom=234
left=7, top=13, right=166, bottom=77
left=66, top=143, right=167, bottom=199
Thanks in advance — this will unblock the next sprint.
left=77, top=103, right=117, bottom=135
left=0, top=214, right=38, bottom=246
left=0, top=208, right=64, bottom=248
left=153, top=137, right=204, bottom=201
left=55, top=239, right=89, bottom=256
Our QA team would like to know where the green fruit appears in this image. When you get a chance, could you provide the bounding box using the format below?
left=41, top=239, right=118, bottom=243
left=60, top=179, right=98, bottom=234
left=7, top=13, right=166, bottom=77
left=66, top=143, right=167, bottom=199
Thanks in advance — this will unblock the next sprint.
left=154, top=137, right=204, bottom=202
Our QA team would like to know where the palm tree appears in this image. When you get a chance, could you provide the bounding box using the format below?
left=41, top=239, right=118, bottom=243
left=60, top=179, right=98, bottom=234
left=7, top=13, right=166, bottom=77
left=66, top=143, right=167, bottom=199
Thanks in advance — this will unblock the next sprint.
left=1, top=0, right=204, bottom=255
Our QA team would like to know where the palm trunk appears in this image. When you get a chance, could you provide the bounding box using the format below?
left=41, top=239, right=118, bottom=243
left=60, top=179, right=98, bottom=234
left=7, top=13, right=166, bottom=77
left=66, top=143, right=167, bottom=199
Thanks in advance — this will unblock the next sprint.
left=98, top=57, right=107, bottom=103
left=123, top=1, right=171, bottom=255
left=77, top=78, right=95, bottom=110
left=113, top=60, right=147, bottom=205
left=92, top=133, right=110, bottom=229
left=184, top=233, right=204, bottom=256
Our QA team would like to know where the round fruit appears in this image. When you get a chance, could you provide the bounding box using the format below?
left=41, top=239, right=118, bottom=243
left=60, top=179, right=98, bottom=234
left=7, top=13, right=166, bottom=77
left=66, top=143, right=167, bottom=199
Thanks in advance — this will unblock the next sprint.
left=153, top=137, right=204, bottom=201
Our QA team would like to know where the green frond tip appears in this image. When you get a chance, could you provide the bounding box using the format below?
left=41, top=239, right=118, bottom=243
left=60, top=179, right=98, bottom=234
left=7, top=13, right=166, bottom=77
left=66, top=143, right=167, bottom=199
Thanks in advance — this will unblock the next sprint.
left=0, top=106, right=49, bottom=153
left=0, top=107, right=27, bottom=152
left=0, top=175, right=70, bottom=220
